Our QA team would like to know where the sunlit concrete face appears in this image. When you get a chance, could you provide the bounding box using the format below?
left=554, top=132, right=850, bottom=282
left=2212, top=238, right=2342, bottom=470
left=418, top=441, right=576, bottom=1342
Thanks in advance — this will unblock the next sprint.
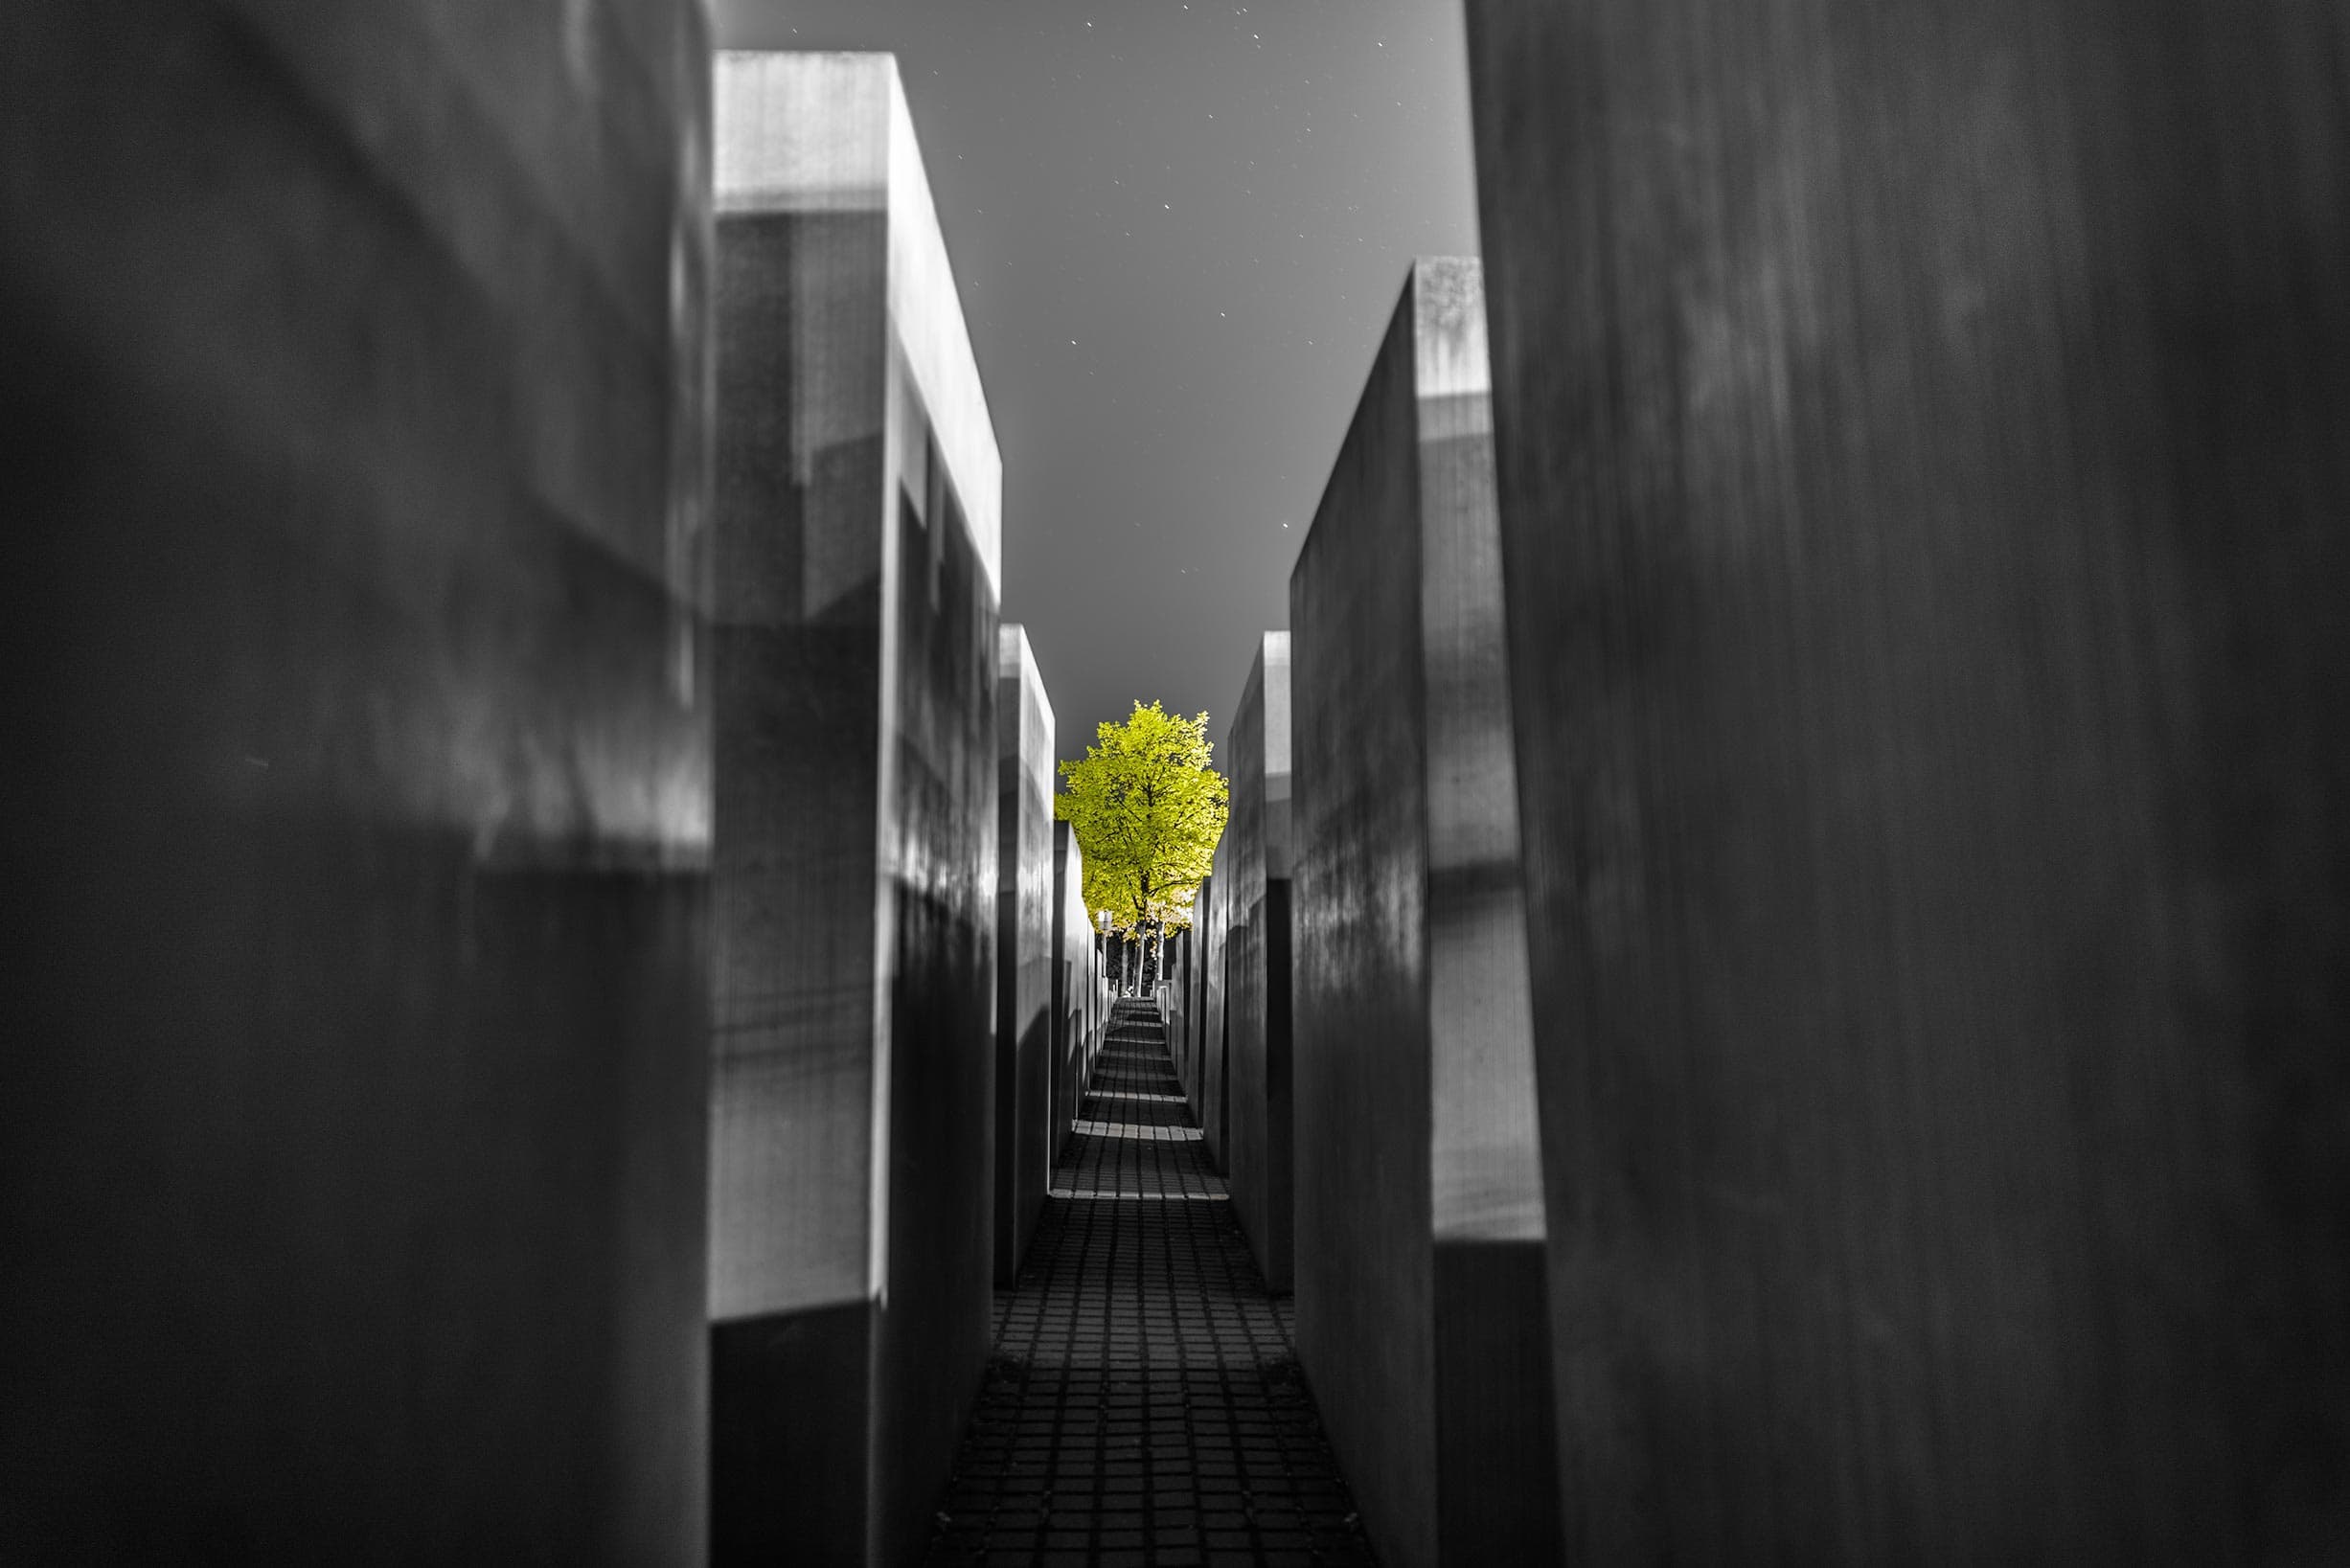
left=1163, top=925, right=1194, bottom=1088
left=1467, top=3, right=2350, bottom=1559
left=1198, top=851, right=1233, bottom=1152
left=0, top=3, right=712, bottom=1559
left=1221, top=633, right=1294, bottom=1289
left=1050, top=823, right=1103, bottom=1151
left=710, top=51, right=1002, bottom=1566
left=1174, top=888, right=1210, bottom=1098
left=994, top=625, right=1057, bottom=1283
left=1289, top=258, right=1559, bottom=1568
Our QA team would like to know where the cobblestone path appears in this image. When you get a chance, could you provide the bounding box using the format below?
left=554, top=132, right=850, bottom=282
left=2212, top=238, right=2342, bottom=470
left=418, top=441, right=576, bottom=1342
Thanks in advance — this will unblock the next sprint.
left=924, top=1001, right=1374, bottom=1568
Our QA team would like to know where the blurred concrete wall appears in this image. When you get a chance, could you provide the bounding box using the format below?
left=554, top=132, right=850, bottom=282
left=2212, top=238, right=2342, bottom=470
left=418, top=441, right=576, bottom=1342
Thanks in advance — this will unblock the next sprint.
left=0, top=2, right=714, bottom=1558
left=1199, top=850, right=1233, bottom=1157
left=995, top=624, right=1055, bottom=1281
left=709, top=51, right=999, bottom=1566
left=1051, top=822, right=1103, bottom=1158
left=1164, top=925, right=1194, bottom=1095
left=1289, top=258, right=1560, bottom=1567
left=1223, top=632, right=1295, bottom=1289
left=1176, top=883, right=1213, bottom=1100
left=1468, top=0, right=2350, bottom=1557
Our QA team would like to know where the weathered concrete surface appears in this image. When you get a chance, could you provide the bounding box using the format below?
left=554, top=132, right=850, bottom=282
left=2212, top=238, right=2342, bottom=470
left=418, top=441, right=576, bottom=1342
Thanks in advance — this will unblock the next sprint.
left=1175, top=882, right=1213, bottom=1102
left=710, top=52, right=999, bottom=1566
left=1467, top=2, right=2350, bottom=1559
left=1223, top=634, right=1295, bottom=1290
left=1202, top=888, right=1221, bottom=1109
left=0, top=4, right=712, bottom=1559
left=995, top=624, right=1056, bottom=1283
left=1289, top=258, right=1560, bottom=1567
left=1050, top=823, right=1104, bottom=1158
left=1198, top=852, right=1233, bottom=1157
left=1164, top=925, right=1194, bottom=1097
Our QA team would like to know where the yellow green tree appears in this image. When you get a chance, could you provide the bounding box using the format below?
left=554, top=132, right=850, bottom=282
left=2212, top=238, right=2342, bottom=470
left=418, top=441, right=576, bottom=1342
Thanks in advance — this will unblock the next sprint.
left=1056, top=701, right=1228, bottom=991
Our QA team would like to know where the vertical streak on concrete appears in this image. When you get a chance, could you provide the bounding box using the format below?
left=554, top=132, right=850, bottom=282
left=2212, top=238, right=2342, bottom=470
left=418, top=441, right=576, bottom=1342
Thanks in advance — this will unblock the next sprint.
left=0, top=2, right=713, bottom=1558
left=710, top=52, right=999, bottom=1565
left=1200, top=850, right=1234, bottom=1152
left=1176, top=903, right=1204, bottom=1098
left=1051, top=822, right=1099, bottom=1157
left=1195, top=883, right=1215, bottom=1107
left=1414, top=265, right=1546, bottom=1255
left=1195, top=906, right=1209, bottom=1097
left=1411, top=261, right=1559, bottom=1565
left=1467, top=0, right=2350, bottom=1558
left=1290, top=260, right=1560, bottom=1566
left=711, top=45, right=890, bottom=1337
left=1165, top=925, right=1194, bottom=1093
left=1225, top=633, right=1295, bottom=1290
left=995, top=624, right=1056, bottom=1282
left=1174, top=888, right=1200, bottom=1100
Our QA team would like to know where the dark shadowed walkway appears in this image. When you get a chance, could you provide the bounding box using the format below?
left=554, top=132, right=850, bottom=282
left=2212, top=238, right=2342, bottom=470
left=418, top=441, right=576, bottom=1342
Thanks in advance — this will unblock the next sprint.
left=925, top=1002, right=1375, bottom=1567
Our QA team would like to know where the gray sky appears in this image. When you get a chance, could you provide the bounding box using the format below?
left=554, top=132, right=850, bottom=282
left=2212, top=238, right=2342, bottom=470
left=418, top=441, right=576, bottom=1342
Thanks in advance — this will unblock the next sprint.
left=714, top=0, right=1480, bottom=766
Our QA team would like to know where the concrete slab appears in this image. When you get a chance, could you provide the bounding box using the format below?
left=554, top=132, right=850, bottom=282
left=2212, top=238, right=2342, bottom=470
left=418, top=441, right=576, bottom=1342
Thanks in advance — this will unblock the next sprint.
left=995, top=625, right=1056, bottom=1283
left=1289, top=258, right=1561, bottom=1567
left=1050, top=822, right=1104, bottom=1160
left=1174, top=894, right=1207, bottom=1099
left=710, top=51, right=1000, bottom=1566
left=1198, top=849, right=1233, bottom=1162
left=1467, top=2, right=2350, bottom=1557
left=1223, top=633, right=1295, bottom=1290
left=1164, top=925, right=1194, bottom=1098
left=0, top=3, right=713, bottom=1558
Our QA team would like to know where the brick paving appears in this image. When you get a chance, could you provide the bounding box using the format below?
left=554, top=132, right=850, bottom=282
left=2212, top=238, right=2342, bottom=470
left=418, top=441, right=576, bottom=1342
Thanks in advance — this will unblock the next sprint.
left=924, top=1000, right=1375, bottom=1568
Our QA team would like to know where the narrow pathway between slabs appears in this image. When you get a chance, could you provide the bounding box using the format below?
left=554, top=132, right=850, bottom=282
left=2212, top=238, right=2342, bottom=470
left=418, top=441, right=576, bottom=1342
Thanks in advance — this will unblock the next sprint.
left=925, top=1000, right=1375, bottom=1568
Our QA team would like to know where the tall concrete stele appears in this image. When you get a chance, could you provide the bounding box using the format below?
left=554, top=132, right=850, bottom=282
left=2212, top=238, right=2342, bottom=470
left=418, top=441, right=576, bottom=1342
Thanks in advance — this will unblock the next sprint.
left=1169, top=897, right=1203, bottom=1094
left=1222, top=633, right=1295, bottom=1290
left=1161, top=923, right=1194, bottom=1083
left=1289, top=258, right=1562, bottom=1566
left=995, top=624, right=1057, bottom=1284
left=1468, top=1, right=2350, bottom=1559
left=1175, top=875, right=1219, bottom=1109
left=1051, top=821, right=1106, bottom=1149
left=1198, top=849, right=1235, bottom=1150
left=1, top=2, right=715, bottom=1559
left=710, top=52, right=1004, bottom=1566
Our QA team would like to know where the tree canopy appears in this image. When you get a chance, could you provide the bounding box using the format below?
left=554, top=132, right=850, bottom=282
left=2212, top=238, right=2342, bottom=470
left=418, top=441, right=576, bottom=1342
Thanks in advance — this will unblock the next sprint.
left=1056, top=701, right=1228, bottom=939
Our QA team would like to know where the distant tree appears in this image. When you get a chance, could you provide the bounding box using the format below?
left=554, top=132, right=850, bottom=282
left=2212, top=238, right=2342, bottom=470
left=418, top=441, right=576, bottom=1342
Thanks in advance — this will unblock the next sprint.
left=1056, top=701, right=1228, bottom=993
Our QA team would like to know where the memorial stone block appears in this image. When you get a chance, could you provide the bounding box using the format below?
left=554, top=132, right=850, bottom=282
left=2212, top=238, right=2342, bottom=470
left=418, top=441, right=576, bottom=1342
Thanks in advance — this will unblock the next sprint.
left=1289, top=257, right=1561, bottom=1567
left=1199, top=852, right=1234, bottom=1153
left=995, top=624, right=1056, bottom=1282
left=0, top=3, right=713, bottom=1558
left=710, top=51, right=1001, bottom=1566
left=1467, top=2, right=2350, bottom=1557
left=1163, top=925, right=1193, bottom=1089
left=1175, top=881, right=1213, bottom=1102
left=1223, top=633, right=1295, bottom=1289
left=1051, top=822, right=1101, bottom=1156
